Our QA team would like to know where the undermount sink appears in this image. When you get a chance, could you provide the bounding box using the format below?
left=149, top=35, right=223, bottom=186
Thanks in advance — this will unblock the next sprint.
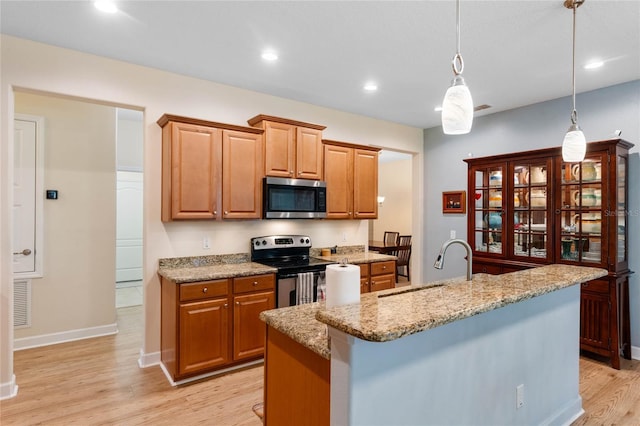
left=377, top=283, right=445, bottom=298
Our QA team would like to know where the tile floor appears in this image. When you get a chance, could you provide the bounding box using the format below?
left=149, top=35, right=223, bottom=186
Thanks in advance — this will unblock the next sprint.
left=115, top=280, right=143, bottom=308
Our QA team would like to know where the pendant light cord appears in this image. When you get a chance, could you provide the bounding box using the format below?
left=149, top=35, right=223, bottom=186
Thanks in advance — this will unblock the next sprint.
left=570, top=1, right=578, bottom=124
left=452, top=0, right=464, bottom=75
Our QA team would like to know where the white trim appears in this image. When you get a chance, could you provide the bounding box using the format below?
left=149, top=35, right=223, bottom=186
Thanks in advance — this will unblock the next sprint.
left=160, top=359, right=264, bottom=387
left=632, top=345, right=640, bottom=361
left=13, top=113, right=45, bottom=279
left=0, top=374, right=18, bottom=401
left=13, top=323, right=118, bottom=351
left=137, top=348, right=160, bottom=368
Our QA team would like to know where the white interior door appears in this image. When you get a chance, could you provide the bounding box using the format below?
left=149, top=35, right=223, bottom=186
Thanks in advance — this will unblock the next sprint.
left=116, top=171, right=143, bottom=282
left=13, top=116, right=42, bottom=276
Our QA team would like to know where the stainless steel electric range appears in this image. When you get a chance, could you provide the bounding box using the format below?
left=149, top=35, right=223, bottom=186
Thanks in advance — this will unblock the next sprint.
left=250, top=235, right=335, bottom=308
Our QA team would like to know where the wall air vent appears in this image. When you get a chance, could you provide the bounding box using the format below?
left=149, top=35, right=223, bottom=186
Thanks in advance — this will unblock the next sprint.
left=473, top=104, right=492, bottom=112
left=14, top=279, right=31, bottom=329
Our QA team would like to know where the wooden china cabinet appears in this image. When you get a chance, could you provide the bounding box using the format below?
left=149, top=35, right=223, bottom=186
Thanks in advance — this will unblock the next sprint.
left=464, top=139, right=633, bottom=369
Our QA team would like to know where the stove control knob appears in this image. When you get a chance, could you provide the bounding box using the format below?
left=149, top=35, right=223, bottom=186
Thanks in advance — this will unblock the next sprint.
left=305, top=238, right=310, bottom=244
left=262, top=239, right=267, bottom=246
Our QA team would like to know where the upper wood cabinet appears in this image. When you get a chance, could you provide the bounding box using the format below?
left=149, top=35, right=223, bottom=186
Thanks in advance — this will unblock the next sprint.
left=248, top=115, right=326, bottom=180
left=323, top=139, right=379, bottom=219
left=157, top=114, right=264, bottom=221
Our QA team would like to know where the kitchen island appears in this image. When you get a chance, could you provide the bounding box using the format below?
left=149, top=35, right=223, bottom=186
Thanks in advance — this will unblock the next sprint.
left=260, top=264, right=608, bottom=425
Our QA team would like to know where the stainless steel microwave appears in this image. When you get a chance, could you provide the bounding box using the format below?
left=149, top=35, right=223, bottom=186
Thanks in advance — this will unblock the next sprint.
left=263, top=177, right=327, bottom=219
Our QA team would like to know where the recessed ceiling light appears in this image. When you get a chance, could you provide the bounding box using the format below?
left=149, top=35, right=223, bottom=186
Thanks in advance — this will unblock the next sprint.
left=584, top=60, right=604, bottom=70
left=363, top=82, right=378, bottom=92
left=94, top=1, right=118, bottom=14
left=434, top=106, right=443, bottom=112
left=261, top=51, right=278, bottom=61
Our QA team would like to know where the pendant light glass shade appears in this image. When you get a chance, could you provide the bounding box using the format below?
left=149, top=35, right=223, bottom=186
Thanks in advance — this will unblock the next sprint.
left=442, top=75, right=473, bottom=135
left=562, top=122, right=586, bottom=162
left=441, top=0, right=473, bottom=135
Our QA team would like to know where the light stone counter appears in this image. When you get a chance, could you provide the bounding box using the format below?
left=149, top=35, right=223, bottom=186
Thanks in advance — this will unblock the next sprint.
left=157, top=254, right=276, bottom=283
left=260, top=264, right=608, bottom=358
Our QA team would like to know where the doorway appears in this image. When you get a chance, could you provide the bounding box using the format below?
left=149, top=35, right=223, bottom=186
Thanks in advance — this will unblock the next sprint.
left=13, top=91, right=144, bottom=346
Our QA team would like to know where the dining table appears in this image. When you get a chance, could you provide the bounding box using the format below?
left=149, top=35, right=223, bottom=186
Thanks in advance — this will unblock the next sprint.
left=368, top=240, right=398, bottom=254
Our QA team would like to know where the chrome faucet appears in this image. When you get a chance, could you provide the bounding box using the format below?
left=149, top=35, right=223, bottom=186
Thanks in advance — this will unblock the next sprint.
left=433, top=239, right=473, bottom=281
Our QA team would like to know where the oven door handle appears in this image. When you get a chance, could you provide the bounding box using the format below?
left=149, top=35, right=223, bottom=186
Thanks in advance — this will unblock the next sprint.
left=278, top=270, right=323, bottom=280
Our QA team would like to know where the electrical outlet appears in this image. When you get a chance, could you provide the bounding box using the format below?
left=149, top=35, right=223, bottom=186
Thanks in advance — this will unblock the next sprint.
left=203, top=236, right=211, bottom=250
left=450, top=230, right=456, bottom=239
left=342, top=232, right=347, bottom=242
left=516, top=384, right=524, bottom=409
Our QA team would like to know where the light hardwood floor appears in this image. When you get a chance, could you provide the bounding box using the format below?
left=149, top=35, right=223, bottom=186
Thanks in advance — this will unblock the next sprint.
left=1, top=305, right=638, bottom=425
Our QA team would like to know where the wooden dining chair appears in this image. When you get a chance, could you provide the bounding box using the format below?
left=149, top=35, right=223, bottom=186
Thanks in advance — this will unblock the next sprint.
left=395, top=235, right=412, bottom=282
left=384, top=231, right=400, bottom=246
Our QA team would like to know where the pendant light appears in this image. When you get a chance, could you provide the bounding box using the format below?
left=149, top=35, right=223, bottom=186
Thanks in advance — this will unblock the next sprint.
left=441, top=0, right=473, bottom=135
left=561, top=0, right=587, bottom=162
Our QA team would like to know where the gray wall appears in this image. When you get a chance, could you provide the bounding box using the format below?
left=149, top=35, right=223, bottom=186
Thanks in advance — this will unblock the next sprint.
left=423, top=80, right=640, bottom=351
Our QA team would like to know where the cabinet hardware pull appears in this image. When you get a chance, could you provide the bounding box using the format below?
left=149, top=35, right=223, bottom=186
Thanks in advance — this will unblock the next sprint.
left=214, top=211, right=217, bottom=215
left=224, top=303, right=228, bottom=308
left=224, top=211, right=228, bottom=215
left=202, top=287, right=208, bottom=293
left=555, top=209, right=561, bottom=214
left=582, top=282, right=589, bottom=287
left=13, top=249, right=31, bottom=256
left=236, top=301, right=240, bottom=305
left=253, top=281, right=258, bottom=286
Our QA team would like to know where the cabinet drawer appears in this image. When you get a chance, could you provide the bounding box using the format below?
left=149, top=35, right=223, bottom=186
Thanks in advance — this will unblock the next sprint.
left=371, top=261, right=395, bottom=276
left=180, top=279, right=229, bottom=302
left=359, top=263, right=369, bottom=278
left=234, top=274, right=275, bottom=294
left=580, top=279, right=609, bottom=294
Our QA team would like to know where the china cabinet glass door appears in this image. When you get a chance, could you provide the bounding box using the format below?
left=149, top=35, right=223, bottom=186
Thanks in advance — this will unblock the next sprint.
left=512, top=160, right=551, bottom=261
left=558, top=155, right=605, bottom=264
left=617, top=154, right=627, bottom=264
left=472, top=165, right=505, bottom=256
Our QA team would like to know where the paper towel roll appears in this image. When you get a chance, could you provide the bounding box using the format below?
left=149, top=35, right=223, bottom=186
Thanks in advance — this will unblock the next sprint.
left=325, top=263, right=360, bottom=308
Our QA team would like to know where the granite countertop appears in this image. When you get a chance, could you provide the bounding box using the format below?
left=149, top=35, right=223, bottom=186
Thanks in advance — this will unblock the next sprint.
left=313, top=251, right=396, bottom=264
left=157, top=246, right=392, bottom=284
left=260, top=264, right=608, bottom=358
left=157, top=254, right=277, bottom=283
left=259, top=303, right=331, bottom=359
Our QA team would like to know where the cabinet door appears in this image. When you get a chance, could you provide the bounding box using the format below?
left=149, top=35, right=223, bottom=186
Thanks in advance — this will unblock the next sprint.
left=324, top=144, right=353, bottom=219
left=233, top=291, right=275, bottom=361
left=179, top=298, right=230, bottom=376
left=165, top=122, right=221, bottom=220
left=264, top=121, right=295, bottom=178
left=511, top=159, right=552, bottom=263
left=557, top=153, right=606, bottom=265
left=296, top=127, right=323, bottom=180
left=580, top=289, right=611, bottom=352
left=353, top=148, right=378, bottom=219
left=470, top=163, right=506, bottom=257
left=222, top=130, right=263, bottom=219
left=370, top=273, right=395, bottom=292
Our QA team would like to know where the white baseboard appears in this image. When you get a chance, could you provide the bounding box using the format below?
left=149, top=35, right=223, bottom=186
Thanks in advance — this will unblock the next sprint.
left=632, top=345, right=640, bottom=360
left=0, top=374, right=18, bottom=401
left=160, top=359, right=264, bottom=386
left=14, top=323, right=118, bottom=351
left=138, top=348, right=160, bottom=368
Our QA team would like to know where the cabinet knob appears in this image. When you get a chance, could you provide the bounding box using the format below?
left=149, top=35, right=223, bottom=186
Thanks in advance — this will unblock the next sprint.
left=236, top=301, right=240, bottom=305
left=214, top=210, right=217, bottom=215
left=382, top=266, right=386, bottom=270
left=202, top=287, right=208, bottom=293
left=290, top=170, right=294, bottom=175
left=224, top=211, right=228, bottom=215
left=224, top=303, right=228, bottom=308
left=253, top=281, right=258, bottom=286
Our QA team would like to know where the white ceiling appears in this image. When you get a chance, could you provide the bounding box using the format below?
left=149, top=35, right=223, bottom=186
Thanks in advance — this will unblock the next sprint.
left=1, top=1, right=638, bottom=130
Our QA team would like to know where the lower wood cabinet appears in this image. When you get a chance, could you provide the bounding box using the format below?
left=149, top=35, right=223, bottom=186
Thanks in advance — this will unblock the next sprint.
left=359, top=261, right=396, bottom=293
left=161, top=273, right=275, bottom=381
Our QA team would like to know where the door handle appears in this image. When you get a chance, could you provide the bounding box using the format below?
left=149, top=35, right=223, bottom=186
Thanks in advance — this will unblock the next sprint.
left=13, top=249, right=32, bottom=256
